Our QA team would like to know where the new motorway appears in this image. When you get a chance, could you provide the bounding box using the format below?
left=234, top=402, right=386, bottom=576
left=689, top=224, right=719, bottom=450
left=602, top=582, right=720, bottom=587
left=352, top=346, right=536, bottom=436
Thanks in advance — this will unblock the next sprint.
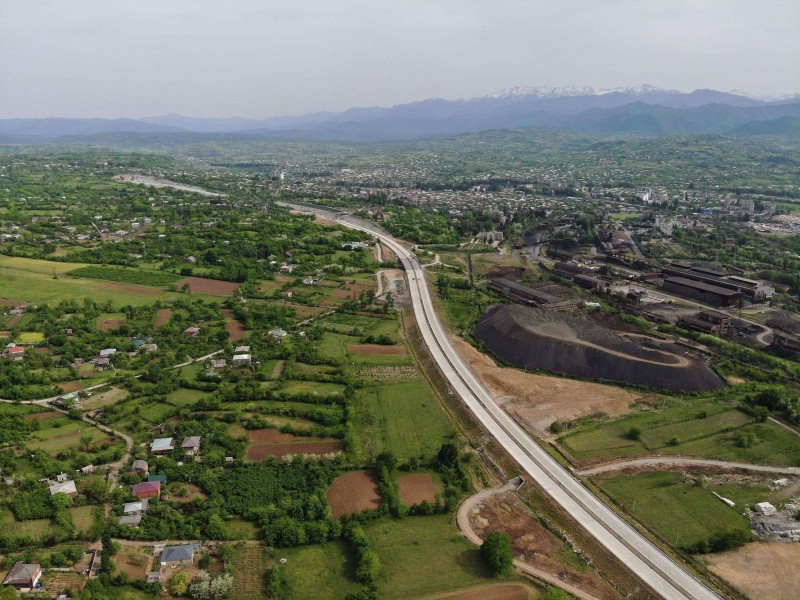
left=284, top=203, right=722, bottom=600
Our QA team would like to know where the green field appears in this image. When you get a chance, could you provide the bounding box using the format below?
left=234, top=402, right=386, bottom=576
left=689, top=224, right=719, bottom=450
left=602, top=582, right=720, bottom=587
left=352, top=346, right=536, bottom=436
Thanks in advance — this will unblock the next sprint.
left=280, top=380, right=345, bottom=396
left=597, top=472, right=756, bottom=549
left=166, top=387, right=211, bottom=406
left=559, top=401, right=800, bottom=466
left=281, top=540, right=360, bottom=600
left=0, top=508, right=55, bottom=540
left=366, top=514, right=497, bottom=598
left=139, top=401, right=176, bottom=422
left=68, top=264, right=181, bottom=287
left=350, top=380, right=453, bottom=462
left=69, top=505, right=97, bottom=535
left=28, top=418, right=115, bottom=454
left=0, top=255, right=177, bottom=306
left=283, top=515, right=496, bottom=599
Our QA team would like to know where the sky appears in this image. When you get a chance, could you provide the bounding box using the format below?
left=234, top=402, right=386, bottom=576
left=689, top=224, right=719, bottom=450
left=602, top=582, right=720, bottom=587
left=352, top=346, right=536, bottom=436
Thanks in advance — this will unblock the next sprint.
left=1, top=0, right=799, bottom=119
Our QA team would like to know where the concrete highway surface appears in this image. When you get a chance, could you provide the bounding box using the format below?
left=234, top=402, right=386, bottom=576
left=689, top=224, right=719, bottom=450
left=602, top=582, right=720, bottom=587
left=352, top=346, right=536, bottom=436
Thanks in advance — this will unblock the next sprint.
left=284, top=204, right=723, bottom=600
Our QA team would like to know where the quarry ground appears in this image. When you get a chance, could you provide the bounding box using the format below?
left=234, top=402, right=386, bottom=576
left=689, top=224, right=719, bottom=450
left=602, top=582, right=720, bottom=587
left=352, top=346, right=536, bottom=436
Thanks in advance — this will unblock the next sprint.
left=452, top=336, right=645, bottom=432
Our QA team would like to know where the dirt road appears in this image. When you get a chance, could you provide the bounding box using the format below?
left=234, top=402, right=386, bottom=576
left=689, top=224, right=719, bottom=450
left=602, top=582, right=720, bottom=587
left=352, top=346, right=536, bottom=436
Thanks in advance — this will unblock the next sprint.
left=457, top=479, right=603, bottom=600
left=576, top=457, right=800, bottom=477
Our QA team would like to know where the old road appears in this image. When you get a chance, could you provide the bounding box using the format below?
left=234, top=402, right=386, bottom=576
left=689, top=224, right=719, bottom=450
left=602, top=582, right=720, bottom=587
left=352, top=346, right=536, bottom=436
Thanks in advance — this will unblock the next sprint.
left=457, top=479, right=602, bottom=600
left=576, top=456, right=800, bottom=477
left=281, top=202, right=722, bottom=600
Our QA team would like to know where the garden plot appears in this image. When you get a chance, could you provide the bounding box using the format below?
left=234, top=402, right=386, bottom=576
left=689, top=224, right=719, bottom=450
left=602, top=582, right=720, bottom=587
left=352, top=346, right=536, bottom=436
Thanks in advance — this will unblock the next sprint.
left=327, top=470, right=382, bottom=518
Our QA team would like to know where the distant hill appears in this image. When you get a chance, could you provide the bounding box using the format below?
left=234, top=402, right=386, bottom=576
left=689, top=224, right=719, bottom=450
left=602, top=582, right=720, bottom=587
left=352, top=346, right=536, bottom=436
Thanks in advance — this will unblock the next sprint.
left=0, top=118, right=183, bottom=143
left=2, top=86, right=797, bottom=144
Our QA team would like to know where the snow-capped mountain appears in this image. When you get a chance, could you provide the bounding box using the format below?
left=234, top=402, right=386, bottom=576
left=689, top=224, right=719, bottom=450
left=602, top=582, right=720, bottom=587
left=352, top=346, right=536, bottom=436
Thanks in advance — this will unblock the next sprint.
left=3, top=85, right=796, bottom=144
left=484, top=84, right=679, bottom=100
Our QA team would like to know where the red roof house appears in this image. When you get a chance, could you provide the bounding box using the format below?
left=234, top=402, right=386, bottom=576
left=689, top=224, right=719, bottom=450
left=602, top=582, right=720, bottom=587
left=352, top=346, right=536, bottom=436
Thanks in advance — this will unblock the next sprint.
left=131, top=481, right=161, bottom=499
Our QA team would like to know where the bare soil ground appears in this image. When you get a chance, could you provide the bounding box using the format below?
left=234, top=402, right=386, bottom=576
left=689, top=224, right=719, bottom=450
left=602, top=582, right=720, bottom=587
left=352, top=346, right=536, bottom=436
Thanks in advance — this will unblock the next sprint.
left=245, top=428, right=342, bottom=460
left=453, top=336, right=645, bottom=431
left=59, top=380, right=86, bottom=393
left=0, top=331, right=10, bottom=338
left=97, top=318, right=124, bottom=332
left=247, top=441, right=342, bottom=460
left=154, top=308, right=172, bottom=328
left=178, top=276, right=239, bottom=296
left=164, top=483, right=208, bottom=503
left=81, top=387, right=129, bottom=410
left=706, top=542, right=800, bottom=600
left=397, top=473, right=441, bottom=505
left=33, top=346, right=50, bottom=354
left=97, top=282, right=163, bottom=296
left=0, top=298, right=27, bottom=307
left=327, top=470, right=382, bottom=518
left=471, top=491, right=619, bottom=600
left=433, top=584, right=531, bottom=600
left=115, top=546, right=153, bottom=581
left=222, top=309, right=246, bottom=340
left=349, top=344, right=407, bottom=355
left=24, top=411, right=61, bottom=421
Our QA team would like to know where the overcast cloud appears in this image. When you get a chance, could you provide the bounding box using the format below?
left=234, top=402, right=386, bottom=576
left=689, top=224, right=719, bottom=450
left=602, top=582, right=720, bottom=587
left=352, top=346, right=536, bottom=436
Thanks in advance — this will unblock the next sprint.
left=1, top=0, right=798, bottom=119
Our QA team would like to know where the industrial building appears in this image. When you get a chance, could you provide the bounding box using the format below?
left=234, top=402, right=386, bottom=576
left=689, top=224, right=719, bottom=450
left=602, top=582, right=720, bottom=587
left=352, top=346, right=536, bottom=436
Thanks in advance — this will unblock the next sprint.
left=663, top=277, right=742, bottom=307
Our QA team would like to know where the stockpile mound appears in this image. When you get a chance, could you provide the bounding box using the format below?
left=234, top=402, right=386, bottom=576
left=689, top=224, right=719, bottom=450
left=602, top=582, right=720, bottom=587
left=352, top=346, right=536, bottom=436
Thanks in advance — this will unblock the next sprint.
left=474, top=304, right=722, bottom=393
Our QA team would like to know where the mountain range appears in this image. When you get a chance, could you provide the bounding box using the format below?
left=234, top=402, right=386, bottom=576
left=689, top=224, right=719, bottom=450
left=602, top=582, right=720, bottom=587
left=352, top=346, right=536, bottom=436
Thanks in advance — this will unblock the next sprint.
left=1, top=86, right=798, bottom=144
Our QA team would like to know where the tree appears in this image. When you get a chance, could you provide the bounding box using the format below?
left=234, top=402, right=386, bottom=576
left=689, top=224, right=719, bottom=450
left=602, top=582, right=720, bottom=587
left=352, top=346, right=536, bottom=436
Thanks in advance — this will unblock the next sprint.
left=541, top=588, right=569, bottom=600
left=437, top=442, right=459, bottom=469
left=79, top=434, right=93, bottom=452
left=627, top=426, right=642, bottom=441
left=171, top=571, right=189, bottom=596
left=480, top=531, right=513, bottom=575
left=355, top=548, right=382, bottom=584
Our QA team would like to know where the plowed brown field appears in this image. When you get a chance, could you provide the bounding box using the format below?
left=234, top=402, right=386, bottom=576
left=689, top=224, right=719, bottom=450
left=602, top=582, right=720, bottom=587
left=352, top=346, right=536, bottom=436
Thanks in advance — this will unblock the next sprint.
left=178, top=277, right=239, bottom=296
left=327, top=470, right=382, bottom=518
left=397, top=473, right=441, bottom=505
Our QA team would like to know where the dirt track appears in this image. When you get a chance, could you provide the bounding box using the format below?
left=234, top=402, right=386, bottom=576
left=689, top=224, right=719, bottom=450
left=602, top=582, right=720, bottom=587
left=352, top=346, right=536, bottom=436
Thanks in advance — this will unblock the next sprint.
left=577, top=457, right=800, bottom=477
left=456, top=480, right=607, bottom=600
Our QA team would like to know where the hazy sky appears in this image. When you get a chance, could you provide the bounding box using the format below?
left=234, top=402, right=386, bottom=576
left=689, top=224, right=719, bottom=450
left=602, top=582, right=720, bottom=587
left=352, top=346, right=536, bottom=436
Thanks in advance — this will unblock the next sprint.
left=2, top=0, right=798, bottom=119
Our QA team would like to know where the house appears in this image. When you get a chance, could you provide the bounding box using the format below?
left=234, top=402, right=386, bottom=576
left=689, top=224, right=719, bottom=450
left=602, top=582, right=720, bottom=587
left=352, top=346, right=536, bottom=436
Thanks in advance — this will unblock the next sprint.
left=3, top=563, right=42, bottom=590
left=147, top=474, right=167, bottom=484
left=130, top=460, right=149, bottom=476
left=183, top=326, right=200, bottom=337
left=99, top=348, right=117, bottom=357
left=281, top=291, right=293, bottom=298
left=123, top=499, right=149, bottom=514
left=49, top=480, right=78, bottom=498
left=185, top=256, right=197, bottom=264
left=56, top=472, right=70, bottom=483
left=231, top=353, right=251, bottom=366
left=234, top=345, right=250, bottom=353
left=210, top=359, right=226, bottom=369
left=269, top=328, right=288, bottom=340
left=143, top=343, right=158, bottom=353
left=118, top=514, right=143, bottom=527
left=160, top=544, right=198, bottom=567
left=146, top=572, right=162, bottom=584
left=79, top=464, right=95, bottom=475
left=131, top=481, right=161, bottom=499
left=5, top=345, right=24, bottom=361
left=150, top=437, right=174, bottom=454
left=181, top=436, right=201, bottom=455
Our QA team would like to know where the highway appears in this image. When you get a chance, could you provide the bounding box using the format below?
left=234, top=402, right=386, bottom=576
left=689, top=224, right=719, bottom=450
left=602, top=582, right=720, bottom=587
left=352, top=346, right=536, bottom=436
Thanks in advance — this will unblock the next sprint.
left=286, top=205, right=723, bottom=600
